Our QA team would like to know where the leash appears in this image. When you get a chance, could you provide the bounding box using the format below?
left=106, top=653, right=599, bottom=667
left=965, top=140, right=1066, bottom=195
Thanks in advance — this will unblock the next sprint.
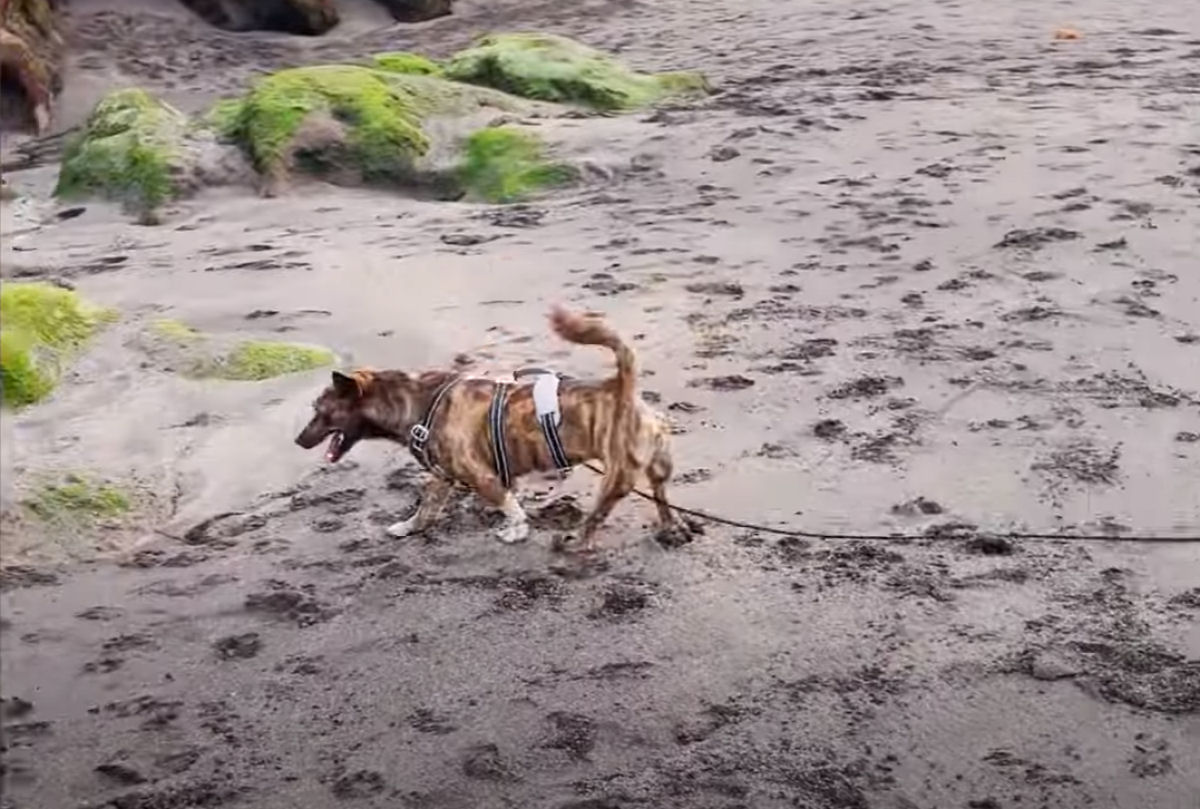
left=579, top=462, right=1200, bottom=544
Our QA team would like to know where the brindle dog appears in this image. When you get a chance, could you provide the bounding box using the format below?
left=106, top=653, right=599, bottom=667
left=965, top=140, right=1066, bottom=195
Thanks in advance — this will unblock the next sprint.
left=295, top=307, right=677, bottom=550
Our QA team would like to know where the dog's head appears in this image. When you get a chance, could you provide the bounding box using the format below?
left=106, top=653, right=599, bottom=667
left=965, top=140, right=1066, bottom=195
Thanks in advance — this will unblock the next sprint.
left=295, top=370, right=379, bottom=463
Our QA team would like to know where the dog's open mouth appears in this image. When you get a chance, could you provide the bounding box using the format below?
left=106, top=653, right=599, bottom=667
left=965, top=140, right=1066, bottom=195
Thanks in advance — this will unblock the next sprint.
left=325, top=431, right=346, bottom=463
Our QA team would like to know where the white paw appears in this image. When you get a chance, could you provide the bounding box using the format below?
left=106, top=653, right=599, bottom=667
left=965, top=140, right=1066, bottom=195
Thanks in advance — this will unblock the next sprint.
left=386, top=517, right=418, bottom=538
left=495, top=520, right=530, bottom=544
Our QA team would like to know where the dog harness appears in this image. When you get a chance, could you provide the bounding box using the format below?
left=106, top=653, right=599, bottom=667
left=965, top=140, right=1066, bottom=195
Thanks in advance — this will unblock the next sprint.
left=408, top=374, right=461, bottom=477
left=489, top=368, right=572, bottom=489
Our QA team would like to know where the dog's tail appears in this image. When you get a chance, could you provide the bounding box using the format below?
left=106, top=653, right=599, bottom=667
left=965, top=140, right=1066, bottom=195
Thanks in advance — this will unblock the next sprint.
left=549, top=305, right=637, bottom=412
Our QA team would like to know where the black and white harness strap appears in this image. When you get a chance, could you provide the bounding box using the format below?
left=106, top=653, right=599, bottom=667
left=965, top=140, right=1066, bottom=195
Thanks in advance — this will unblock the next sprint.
left=488, top=368, right=572, bottom=489
left=408, top=375, right=461, bottom=477
left=488, top=381, right=513, bottom=489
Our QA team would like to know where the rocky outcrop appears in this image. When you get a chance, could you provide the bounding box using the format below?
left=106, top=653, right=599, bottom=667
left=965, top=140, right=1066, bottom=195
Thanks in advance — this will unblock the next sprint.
left=55, top=88, right=252, bottom=221
left=52, top=34, right=710, bottom=215
left=0, top=0, right=64, bottom=133
left=217, top=64, right=538, bottom=196
left=444, top=33, right=710, bottom=111
left=177, top=0, right=338, bottom=35
left=373, top=0, right=453, bottom=23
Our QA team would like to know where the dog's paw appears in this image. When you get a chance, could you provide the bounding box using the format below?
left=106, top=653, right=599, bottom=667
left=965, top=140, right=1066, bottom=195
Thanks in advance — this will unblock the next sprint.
left=495, top=520, right=530, bottom=544
left=386, top=517, right=418, bottom=539
left=654, top=520, right=700, bottom=549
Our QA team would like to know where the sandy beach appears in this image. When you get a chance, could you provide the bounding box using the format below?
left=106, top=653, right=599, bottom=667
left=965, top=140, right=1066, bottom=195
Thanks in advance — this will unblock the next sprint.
left=1, top=0, right=1198, bottom=807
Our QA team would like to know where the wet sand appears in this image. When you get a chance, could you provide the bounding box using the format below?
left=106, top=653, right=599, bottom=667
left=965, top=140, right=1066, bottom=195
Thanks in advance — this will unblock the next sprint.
left=2, top=0, right=1199, bottom=807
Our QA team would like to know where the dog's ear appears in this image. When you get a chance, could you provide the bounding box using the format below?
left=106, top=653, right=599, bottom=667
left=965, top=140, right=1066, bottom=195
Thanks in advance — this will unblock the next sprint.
left=350, top=369, right=376, bottom=396
left=331, top=371, right=359, bottom=398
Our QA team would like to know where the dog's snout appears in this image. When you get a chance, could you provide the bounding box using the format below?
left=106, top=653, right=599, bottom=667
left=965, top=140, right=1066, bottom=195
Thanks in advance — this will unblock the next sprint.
left=295, top=425, right=319, bottom=449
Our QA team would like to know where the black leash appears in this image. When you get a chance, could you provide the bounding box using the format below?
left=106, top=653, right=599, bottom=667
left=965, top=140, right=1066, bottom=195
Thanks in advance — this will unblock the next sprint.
left=580, top=462, right=1200, bottom=544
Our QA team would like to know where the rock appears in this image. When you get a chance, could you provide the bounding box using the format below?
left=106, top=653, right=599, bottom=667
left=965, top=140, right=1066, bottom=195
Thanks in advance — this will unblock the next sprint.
left=371, top=51, right=443, bottom=76
left=373, top=0, right=453, bottom=22
left=709, top=145, right=740, bottom=162
left=219, top=64, right=557, bottom=198
left=444, top=32, right=709, bottom=111
left=95, top=762, right=147, bottom=785
left=1029, top=650, right=1082, bottom=681
left=0, top=0, right=65, bottom=133
left=458, top=127, right=576, bottom=203
left=0, top=282, right=111, bottom=407
left=54, top=88, right=252, bottom=220
left=213, top=632, right=262, bottom=660
left=55, top=89, right=186, bottom=217
left=177, top=0, right=338, bottom=35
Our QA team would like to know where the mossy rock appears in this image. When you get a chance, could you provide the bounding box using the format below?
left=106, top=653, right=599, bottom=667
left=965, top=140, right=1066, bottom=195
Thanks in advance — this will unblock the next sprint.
left=444, top=32, right=710, bottom=111
left=203, top=97, right=247, bottom=138
left=0, top=282, right=113, bottom=408
left=205, top=340, right=335, bottom=381
left=459, top=126, right=576, bottom=203
left=151, top=318, right=201, bottom=342
left=55, top=89, right=186, bottom=217
left=21, top=473, right=131, bottom=526
left=222, top=65, right=529, bottom=192
left=136, top=318, right=334, bottom=381
left=371, top=51, right=444, bottom=77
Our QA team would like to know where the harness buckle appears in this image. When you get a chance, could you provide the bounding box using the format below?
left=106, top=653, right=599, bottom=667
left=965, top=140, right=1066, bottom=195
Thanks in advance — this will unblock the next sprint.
left=409, top=424, right=430, bottom=445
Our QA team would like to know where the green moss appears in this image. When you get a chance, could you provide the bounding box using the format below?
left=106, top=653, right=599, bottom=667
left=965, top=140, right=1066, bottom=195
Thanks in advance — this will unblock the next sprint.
left=444, top=33, right=710, bottom=111
left=371, top=51, right=444, bottom=77
left=459, top=127, right=576, bottom=203
left=209, top=340, right=335, bottom=381
left=55, top=89, right=185, bottom=215
left=21, top=474, right=131, bottom=526
left=202, top=97, right=246, bottom=138
left=0, top=283, right=112, bottom=408
left=151, top=318, right=200, bottom=342
left=227, top=66, right=518, bottom=185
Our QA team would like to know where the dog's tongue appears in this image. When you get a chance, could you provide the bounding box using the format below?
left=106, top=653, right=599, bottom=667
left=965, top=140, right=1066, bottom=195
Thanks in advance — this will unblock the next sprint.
left=325, top=432, right=343, bottom=462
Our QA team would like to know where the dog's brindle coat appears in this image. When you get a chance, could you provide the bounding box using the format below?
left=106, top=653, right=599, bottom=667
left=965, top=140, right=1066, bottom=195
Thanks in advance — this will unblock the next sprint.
left=295, top=307, right=676, bottom=549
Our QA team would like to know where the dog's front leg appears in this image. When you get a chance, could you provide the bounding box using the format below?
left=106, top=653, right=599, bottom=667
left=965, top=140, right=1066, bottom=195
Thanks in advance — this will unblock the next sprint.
left=471, top=475, right=530, bottom=544
left=387, top=476, right=453, bottom=538
left=495, top=490, right=531, bottom=544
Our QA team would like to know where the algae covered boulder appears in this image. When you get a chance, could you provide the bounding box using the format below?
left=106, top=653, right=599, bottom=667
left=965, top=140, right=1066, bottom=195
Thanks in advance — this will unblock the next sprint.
left=138, top=318, right=335, bottom=381
left=0, top=282, right=112, bottom=408
left=207, top=340, right=335, bottom=381
left=444, top=33, right=709, bottom=111
left=55, top=88, right=186, bottom=217
left=222, top=64, right=531, bottom=193
left=21, top=473, right=131, bottom=526
left=56, top=87, right=252, bottom=220
left=371, top=51, right=443, bottom=77
left=458, top=126, right=575, bottom=203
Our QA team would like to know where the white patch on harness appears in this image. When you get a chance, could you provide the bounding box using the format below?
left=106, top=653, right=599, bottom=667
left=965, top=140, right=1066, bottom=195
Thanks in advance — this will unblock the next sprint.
left=531, top=372, right=562, bottom=426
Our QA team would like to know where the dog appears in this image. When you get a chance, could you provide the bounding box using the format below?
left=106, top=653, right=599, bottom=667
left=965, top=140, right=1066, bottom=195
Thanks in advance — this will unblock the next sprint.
left=294, top=306, right=677, bottom=550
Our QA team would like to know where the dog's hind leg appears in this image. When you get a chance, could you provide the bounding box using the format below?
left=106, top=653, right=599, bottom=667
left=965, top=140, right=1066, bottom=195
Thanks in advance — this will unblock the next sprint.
left=646, top=439, right=676, bottom=529
left=387, top=476, right=453, bottom=538
left=579, top=467, right=636, bottom=550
